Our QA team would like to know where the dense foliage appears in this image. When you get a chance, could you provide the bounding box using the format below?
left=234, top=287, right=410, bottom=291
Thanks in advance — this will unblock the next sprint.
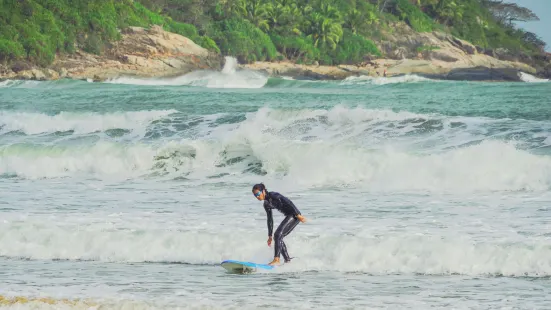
left=0, top=0, right=546, bottom=67
left=416, top=0, right=545, bottom=53
left=138, top=0, right=547, bottom=63
left=0, top=0, right=216, bottom=65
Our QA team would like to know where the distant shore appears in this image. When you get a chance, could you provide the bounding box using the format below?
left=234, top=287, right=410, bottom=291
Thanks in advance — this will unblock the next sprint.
left=0, top=25, right=549, bottom=84
left=240, top=57, right=540, bottom=82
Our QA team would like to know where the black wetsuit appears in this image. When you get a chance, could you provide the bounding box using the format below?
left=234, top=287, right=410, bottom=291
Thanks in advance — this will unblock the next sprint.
left=263, top=191, right=301, bottom=262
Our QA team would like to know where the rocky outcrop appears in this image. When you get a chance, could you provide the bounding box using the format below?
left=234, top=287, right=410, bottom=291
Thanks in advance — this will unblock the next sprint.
left=243, top=52, right=538, bottom=82
left=375, top=22, right=479, bottom=61
left=420, top=66, right=524, bottom=81
left=372, top=21, right=551, bottom=80
left=241, top=21, right=546, bottom=82
left=0, top=25, right=223, bottom=81
left=1, top=22, right=548, bottom=82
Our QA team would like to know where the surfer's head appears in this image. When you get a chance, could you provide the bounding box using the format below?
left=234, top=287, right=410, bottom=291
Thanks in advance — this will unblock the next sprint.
left=252, top=183, right=267, bottom=201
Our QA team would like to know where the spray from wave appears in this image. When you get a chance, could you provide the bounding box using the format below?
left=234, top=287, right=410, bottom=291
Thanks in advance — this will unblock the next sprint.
left=105, top=56, right=268, bottom=88
left=519, top=72, right=549, bottom=83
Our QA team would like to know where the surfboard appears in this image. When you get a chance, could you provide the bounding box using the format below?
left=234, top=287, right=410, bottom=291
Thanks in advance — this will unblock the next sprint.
left=220, top=260, right=275, bottom=273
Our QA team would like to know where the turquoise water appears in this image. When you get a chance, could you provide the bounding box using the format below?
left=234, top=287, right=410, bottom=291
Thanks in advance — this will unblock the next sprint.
left=1, top=63, right=551, bottom=309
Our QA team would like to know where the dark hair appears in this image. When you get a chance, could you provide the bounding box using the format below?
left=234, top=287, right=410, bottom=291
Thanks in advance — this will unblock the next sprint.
left=252, top=183, right=267, bottom=193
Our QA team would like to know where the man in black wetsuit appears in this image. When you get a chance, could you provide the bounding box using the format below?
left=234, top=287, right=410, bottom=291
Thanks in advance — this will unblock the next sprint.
left=252, top=183, right=306, bottom=266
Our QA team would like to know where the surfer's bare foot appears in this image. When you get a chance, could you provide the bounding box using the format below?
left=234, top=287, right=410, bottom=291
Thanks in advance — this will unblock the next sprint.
left=268, top=257, right=280, bottom=266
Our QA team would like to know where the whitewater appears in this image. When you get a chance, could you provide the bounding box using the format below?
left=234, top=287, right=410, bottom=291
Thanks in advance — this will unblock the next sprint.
left=1, top=58, right=551, bottom=309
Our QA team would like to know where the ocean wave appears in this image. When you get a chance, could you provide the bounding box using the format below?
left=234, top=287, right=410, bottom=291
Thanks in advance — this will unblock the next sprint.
left=519, top=72, right=549, bottom=83
left=105, top=57, right=268, bottom=89
left=0, top=106, right=550, bottom=191
left=0, top=110, right=176, bottom=135
left=341, top=74, right=435, bottom=85
left=1, top=222, right=550, bottom=277
left=0, top=80, right=42, bottom=88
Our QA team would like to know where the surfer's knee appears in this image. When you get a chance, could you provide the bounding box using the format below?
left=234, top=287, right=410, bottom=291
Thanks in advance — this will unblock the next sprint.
left=274, top=230, right=283, bottom=242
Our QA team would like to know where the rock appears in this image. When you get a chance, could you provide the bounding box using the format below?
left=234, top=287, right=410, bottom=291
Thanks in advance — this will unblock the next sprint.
left=110, top=24, right=208, bottom=58
left=393, top=47, right=408, bottom=59
left=11, top=61, right=32, bottom=73
left=433, top=31, right=449, bottom=41
left=538, top=63, right=551, bottom=79
left=51, top=25, right=221, bottom=81
left=450, top=37, right=477, bottom=55
left=30, top=69, right=46, bottom=80
left=494, top=48, right=518, bottom=62
left=0, top=64, right=12, bottom=76
left=425, top=50, right=459, bottom=62
left=533, top=53, right=551, bottom=62
left=59, top=68, right=68, bottom=78
left=484, top=49, right=497, bottom=58
left=443, top=66, right=523, bottom=81
left=45, top=69, right=59, bottom=80
left=15, top=70, right=33, bottom=80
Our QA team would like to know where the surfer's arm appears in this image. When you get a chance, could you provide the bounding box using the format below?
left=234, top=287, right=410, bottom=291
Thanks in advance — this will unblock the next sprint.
left=279, top=195, right=306, bottom=223
left=264, top=203, right=273, bottom=236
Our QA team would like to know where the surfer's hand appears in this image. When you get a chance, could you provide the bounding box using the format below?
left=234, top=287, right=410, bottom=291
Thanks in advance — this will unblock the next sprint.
left=267, top=236, right=272, bottom=247
left=297, top=215, right=306, bottom=223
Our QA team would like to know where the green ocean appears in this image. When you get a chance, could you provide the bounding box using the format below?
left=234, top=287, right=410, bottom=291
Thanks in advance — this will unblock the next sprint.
left=0, top=58, right=551, bottom=309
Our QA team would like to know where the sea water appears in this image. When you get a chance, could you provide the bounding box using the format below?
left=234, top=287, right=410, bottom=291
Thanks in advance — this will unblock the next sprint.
left=0, top=58, right=551, bottom=309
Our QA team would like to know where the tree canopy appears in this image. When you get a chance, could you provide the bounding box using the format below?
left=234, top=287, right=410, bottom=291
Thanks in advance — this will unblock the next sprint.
left=0, top=0, right=545, bottom=67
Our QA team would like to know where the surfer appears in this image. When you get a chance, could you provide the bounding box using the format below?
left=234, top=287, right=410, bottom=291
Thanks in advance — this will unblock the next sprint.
left=252, top=183, right=306, bottom=266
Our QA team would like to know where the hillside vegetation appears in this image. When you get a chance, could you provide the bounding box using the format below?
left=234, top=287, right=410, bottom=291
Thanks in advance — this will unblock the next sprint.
left=0, top=0, right=546, bottom=67
left=0, top=0, right=217, bottom=66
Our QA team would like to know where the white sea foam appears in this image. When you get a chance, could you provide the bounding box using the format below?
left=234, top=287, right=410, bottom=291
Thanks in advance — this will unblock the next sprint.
left=0, top=110, right=176, bottom=135
left=105, top=56, right=268, bottom=88
left=519, top=72, right=549, bottom=83
left=1, top=220, right=550, bottom=277
left=342, top=74, right=434, bottom=85
left=0, top=106, right=550, bottom=192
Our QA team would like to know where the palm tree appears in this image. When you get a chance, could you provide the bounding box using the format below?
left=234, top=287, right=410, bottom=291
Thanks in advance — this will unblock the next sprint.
left=305, top=12, right=343, bottom=50
left=243, top=0, right=270, bottom=31
left=344, top=8, right=379, bottom=34
left=435, top=0, right=464, bottom=26
left=216, top=0, right=246, bottom=19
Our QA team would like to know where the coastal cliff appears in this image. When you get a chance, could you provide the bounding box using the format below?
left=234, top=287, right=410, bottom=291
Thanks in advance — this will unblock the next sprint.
left=241, top=25, right=548, bottom=81
left=0, top=25, right=223, bottom=82
left=1, top=0, right=549, bottom=83
left=0, top=24, right=547, bottom=83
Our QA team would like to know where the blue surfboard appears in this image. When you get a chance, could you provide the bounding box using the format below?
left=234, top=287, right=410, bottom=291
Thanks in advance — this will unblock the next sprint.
left=220, top=260, right=275, bottom=273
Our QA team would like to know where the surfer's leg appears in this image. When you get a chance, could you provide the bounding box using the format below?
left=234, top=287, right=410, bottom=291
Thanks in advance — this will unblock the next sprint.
left=273, top=216, right=294, bottom=260
left=281, top=217, right=299, bottom=262
left=281, top=242, right=290, bottom=262
left=275, top=216, right=300, bottom=262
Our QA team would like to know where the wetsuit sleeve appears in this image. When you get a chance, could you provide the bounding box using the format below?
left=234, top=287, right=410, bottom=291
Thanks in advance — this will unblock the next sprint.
left=280, top=195, right=301, bottom=216
left=264, top=202, right=273, bottom=237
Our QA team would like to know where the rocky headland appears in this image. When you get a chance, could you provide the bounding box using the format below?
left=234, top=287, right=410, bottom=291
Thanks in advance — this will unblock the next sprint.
left=0, top=24, right=549, bottom=83
left=0, top=25, right=223, bottom=82
left=241, top=22, right=550, bottom=82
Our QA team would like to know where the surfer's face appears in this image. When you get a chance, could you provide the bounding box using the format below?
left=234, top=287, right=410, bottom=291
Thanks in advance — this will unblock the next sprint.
left=253, top=189, right=265, bottom=201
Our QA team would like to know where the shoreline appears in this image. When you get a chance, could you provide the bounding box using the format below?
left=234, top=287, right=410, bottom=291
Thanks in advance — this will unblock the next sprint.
left=239, top=55, right=543, bottom=82
left=0, top=25, right=549, bottom=84
left=1, top=59, right=545, bottom=84
left=0, top=58, right=547, bottom=84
